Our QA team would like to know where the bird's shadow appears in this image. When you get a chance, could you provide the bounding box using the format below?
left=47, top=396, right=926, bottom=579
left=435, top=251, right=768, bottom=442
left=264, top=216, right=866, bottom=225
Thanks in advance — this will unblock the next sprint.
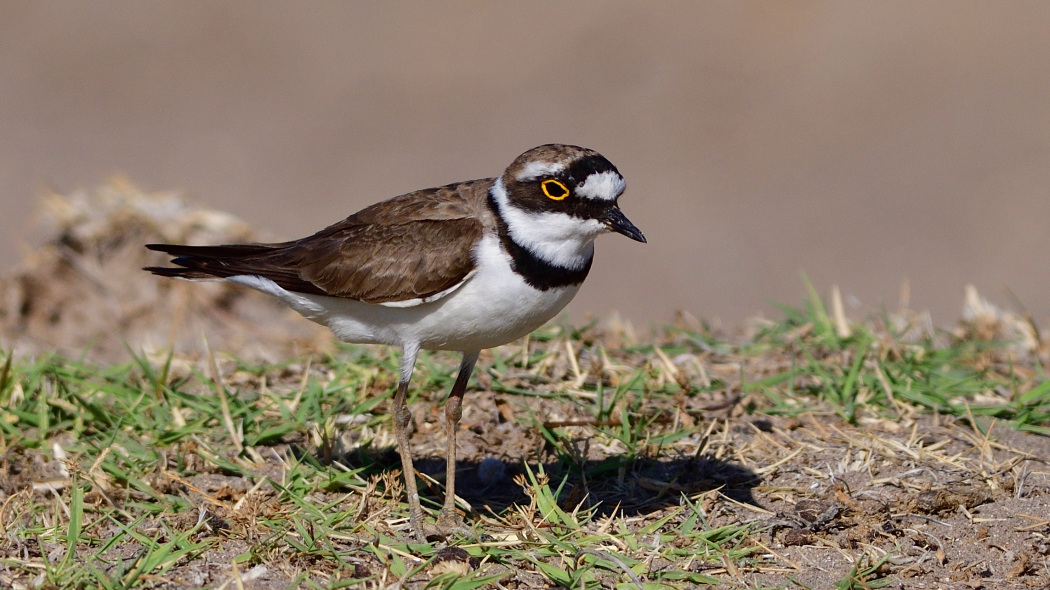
left=330, top=445, right=761, bottom=520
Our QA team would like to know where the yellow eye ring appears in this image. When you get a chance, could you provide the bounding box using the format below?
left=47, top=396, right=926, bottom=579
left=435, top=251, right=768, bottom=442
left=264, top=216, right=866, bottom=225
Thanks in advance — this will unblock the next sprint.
left=541, top=179, right=570, bottom=200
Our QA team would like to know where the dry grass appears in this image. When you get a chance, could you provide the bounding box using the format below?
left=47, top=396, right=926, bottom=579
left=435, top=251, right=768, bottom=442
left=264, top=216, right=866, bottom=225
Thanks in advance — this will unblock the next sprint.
left=1, top=296, right=1048, bottom=588
left=1, top=183, right=1049, bottom=588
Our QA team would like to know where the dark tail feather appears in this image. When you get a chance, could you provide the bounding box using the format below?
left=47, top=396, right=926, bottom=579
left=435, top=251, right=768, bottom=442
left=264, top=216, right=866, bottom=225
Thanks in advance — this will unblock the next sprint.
left=143, top=242, right=279, bottom=281
left=143, top=265, right=223, bottom=280
left=144, top=242, right=326, bottom=295
left=145, top=243, right=275, bottom=258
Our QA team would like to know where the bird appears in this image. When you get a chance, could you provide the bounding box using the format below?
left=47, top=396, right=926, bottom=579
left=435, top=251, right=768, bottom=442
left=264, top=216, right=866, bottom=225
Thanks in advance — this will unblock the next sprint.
left=145, top=144, right=646, bottom=540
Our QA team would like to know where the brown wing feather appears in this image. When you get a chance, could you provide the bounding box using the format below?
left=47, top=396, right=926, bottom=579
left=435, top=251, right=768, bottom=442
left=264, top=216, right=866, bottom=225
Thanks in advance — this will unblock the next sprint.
left=146, top=179, right=494, bottom=304
left=271, top=217, right=482, bottom=302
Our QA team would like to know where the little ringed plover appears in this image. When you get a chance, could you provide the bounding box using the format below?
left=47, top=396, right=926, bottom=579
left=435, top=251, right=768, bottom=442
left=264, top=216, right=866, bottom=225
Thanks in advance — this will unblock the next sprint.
left=145, top=143, right=646, bottom=540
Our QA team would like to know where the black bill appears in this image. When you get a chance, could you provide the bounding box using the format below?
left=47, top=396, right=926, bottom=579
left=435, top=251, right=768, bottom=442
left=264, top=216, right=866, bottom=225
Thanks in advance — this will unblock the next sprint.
left=603, top=207, right=647, bottom=243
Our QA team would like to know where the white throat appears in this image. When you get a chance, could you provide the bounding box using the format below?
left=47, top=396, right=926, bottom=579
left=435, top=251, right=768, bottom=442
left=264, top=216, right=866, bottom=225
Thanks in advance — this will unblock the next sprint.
left=491, top=178, right=601, bottom=270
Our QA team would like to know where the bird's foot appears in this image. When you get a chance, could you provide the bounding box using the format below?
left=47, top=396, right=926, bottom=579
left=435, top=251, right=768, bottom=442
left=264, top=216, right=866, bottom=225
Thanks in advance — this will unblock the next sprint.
left=406, top=513, right=472, bottom=544
left=426, top=510, right=473, bottom=541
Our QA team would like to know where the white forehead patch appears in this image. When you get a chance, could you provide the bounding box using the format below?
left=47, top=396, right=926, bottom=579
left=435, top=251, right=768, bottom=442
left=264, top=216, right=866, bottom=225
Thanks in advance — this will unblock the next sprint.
left=515, top=160, right=566, bottom=182
left=575, top=171, right=625, bottom=201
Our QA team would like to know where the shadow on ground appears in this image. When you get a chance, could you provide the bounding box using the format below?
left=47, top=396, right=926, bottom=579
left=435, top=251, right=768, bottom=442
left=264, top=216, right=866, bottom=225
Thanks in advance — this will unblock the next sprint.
left=330, top=447, right=760, bottom=521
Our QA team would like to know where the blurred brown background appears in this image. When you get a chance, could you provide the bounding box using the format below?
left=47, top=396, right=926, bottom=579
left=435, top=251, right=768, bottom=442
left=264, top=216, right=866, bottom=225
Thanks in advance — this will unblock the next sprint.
left=2, top=2, right=1048, bottom=328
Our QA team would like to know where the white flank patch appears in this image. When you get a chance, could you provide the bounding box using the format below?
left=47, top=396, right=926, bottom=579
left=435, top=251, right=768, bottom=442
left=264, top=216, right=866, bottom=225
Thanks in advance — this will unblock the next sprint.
left=575, top=170, right=625, bottom=201
left=228, top=275, right=327, bottom=318
left=230, top=268, right=474, bottom=312
left=514, top=160, right=566, bottom=182
left=492, top=179, right=602, bottom=270
left=377, top=269, right=476, bottom=308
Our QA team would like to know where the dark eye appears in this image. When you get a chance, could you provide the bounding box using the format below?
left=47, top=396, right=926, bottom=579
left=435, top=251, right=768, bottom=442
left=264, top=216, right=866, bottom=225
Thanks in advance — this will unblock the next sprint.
left=541, top=179, right=570, bottom=200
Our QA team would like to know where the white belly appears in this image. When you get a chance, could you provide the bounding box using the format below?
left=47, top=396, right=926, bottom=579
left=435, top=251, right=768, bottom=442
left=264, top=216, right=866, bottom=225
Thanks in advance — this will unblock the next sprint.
left=231, top=234, right=583, bottom=351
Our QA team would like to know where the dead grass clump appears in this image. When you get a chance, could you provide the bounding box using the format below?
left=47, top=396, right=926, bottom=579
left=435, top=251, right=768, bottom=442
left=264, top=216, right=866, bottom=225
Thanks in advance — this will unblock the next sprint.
left=0, top=179, right=331, bottom=363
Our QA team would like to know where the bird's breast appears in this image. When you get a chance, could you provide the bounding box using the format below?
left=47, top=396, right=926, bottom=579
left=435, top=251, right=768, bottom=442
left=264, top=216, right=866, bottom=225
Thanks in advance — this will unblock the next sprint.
left=407, top=233, right=582, bottom=350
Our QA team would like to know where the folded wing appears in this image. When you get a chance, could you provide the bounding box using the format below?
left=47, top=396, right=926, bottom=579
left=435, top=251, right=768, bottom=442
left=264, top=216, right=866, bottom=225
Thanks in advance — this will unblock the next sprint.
left=146, top=185, right=487, bottom=305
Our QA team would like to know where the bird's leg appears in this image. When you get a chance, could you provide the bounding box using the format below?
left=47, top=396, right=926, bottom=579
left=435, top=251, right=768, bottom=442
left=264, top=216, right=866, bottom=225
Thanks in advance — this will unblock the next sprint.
left=392, top=344, right=428, bottom=541
left=437, top=350, right=479, bottom=534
